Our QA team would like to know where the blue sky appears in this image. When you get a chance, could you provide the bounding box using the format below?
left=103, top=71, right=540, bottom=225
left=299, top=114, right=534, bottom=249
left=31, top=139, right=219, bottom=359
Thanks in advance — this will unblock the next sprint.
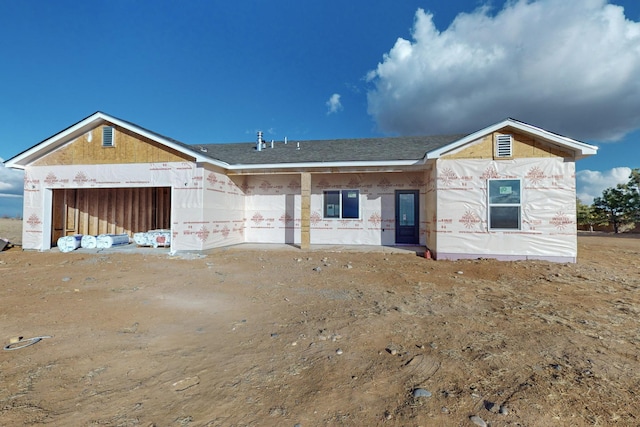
left=1, top=0, right=639, bottom=218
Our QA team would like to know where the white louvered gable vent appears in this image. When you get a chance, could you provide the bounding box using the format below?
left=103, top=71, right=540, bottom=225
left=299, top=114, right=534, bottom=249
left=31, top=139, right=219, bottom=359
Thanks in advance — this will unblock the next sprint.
left=102, top=126, right=114, bottom=147
left=496, top=134, right=512, bottom=158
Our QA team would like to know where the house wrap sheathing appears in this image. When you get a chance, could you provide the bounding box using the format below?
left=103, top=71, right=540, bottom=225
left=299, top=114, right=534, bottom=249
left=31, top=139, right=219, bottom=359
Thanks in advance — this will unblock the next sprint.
left=428, top=157, right=577, bottom=261
left=5, top=112, right=597, bottom=262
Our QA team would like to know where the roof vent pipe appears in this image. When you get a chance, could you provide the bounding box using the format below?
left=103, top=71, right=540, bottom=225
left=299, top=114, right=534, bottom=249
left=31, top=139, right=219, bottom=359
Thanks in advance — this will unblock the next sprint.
left=271, top=140, right=274, bottom=149
left=284, top=137, right=288, bottom=144
left=296, top=142, right=300, bottom=150
left=257, top=131, right=263, bottom=152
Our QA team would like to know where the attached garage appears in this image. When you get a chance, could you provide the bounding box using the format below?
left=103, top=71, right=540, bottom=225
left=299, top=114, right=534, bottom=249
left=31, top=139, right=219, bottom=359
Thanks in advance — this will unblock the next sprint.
left=51, top=187, right=171, bottom=246
left=6, top=112, right=226, bottom=252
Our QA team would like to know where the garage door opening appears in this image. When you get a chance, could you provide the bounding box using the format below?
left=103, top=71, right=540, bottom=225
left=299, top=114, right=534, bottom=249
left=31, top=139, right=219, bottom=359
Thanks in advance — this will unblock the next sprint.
left=52, top=187, right=171, bottom=246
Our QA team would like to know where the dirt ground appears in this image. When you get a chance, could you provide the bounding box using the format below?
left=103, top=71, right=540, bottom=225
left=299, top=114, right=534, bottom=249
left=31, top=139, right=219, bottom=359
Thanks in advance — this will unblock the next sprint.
left=0, top=218, right=639, bottom=426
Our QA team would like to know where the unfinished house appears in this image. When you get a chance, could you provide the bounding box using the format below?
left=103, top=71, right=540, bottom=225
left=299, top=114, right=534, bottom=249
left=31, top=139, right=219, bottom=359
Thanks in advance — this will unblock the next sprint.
left=5, top=112, right=597, bottom=261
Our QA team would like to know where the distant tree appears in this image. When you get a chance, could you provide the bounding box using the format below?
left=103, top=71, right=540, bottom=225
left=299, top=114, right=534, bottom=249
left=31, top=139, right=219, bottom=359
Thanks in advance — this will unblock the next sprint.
left=576, top=198, right=602, bottom=232
left=593, top=184, right=634, bottom=233
left=627, top=168, right=640, bottom=223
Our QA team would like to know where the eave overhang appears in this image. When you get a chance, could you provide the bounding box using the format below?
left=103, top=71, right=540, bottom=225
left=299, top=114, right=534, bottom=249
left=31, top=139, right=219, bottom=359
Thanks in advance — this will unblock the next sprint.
left=223, top=159, right=427, bottom=175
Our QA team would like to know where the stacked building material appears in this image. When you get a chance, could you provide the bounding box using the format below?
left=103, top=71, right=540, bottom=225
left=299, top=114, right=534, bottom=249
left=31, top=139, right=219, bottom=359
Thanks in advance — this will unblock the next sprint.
left=133, top=229, right=171, bottom=248
left=81, top=235, right=97, bottom=249
left=96, top=233, right=130, bottom=249
left=57, top=235, right=83, bottom=253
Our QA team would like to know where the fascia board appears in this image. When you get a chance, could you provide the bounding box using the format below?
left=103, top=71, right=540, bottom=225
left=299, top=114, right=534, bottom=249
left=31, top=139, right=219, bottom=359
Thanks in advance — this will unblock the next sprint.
left=426, top=119, right=598, bottom=159
left=97, top=114, right=223, bottom=165
left=426, top=120, right=509, bottom=159
left=5, top=112, right=106, bottom=169
left=508, top=120, right=598, bottom=156
left=224, top=159, right=423, bottom=171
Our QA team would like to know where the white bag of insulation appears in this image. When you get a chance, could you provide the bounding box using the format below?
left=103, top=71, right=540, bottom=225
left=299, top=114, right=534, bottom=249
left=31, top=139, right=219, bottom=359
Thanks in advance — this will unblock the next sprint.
left=133, top=229, right=171, bottom=248
left=96, top=233, right=130, bottom=249
left=133, top=232, right=151, bottom=246
left=57, top=235, right=83, bottom=253
left=81, top=235, right=97, bottom=249
left=149, top=229, right=171, bottom=248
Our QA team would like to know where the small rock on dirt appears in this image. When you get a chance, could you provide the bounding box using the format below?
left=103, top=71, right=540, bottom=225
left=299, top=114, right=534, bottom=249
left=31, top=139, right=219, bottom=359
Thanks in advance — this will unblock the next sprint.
left=412, top=388, right=432, bottom=398
left=469, top=415, right=487, bottom=427
left=172, top=376, right=200, bottom=391
left=484, top=400, right=497, bottom=412
left=120, top=322, right=139, bottom=334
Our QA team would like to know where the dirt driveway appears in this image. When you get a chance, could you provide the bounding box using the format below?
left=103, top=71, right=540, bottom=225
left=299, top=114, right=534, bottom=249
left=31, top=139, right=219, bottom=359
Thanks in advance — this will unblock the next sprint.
left=1, top=220, right=639, bottom=426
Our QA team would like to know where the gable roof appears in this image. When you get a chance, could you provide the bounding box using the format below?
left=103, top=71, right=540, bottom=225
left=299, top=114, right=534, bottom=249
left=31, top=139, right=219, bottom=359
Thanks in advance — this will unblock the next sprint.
left=426, top=118, right=598, bottom=160
left=4, top=111, right=216, bottom=170
left=5, top=112, right=597, bottom=171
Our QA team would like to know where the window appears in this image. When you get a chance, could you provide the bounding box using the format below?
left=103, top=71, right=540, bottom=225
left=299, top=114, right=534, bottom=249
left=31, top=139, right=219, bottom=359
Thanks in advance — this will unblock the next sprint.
left=324, top=190, right=359, bottom=219
left=102, top=126, right=114, bottom=147
left=488, top=179, right=521, bottom=229
left=495, top=134, right=512, bottom=158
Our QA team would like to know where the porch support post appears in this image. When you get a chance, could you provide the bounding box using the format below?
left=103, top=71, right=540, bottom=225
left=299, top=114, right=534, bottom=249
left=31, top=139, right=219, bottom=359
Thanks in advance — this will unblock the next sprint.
left=300, top=172, right=311, bottom=249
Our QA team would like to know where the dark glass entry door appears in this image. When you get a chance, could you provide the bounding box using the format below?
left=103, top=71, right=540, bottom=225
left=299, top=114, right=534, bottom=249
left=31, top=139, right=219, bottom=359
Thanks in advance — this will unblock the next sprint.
left=395, top=190, right=419, bottom=244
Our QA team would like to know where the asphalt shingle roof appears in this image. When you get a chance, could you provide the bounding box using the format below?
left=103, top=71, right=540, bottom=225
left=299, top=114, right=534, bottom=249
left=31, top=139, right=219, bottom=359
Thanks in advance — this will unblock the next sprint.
left=194, top=134, right=467, bottom=165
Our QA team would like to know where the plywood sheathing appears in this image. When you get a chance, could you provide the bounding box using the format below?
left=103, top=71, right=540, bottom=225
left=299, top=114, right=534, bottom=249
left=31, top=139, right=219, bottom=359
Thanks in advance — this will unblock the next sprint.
left=33, top=123, right=193, bottom=166
left=442, top=130, right=574, bottom=160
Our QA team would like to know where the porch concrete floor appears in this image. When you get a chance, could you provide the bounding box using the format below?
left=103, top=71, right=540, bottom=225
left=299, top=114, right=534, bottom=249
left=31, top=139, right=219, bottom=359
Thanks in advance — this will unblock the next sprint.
left=225, top=243, right=426, bottom=256
left=57, top=243, right=427, bottom=257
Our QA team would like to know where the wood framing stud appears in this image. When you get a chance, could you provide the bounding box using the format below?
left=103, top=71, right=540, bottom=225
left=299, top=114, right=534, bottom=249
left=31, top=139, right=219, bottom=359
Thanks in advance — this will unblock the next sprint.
left=300, top=172, right=311, bottom=249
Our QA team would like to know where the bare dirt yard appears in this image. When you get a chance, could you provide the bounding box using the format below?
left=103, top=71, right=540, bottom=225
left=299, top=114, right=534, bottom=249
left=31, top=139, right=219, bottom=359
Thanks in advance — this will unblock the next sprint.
left=1, top=217, right=639, bottom=426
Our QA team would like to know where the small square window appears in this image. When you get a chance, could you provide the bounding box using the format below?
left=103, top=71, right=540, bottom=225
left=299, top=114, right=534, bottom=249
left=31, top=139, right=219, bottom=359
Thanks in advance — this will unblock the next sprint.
left=323, top=190, right=360, bottom=219
left=102, top=126, right=115, bottom=147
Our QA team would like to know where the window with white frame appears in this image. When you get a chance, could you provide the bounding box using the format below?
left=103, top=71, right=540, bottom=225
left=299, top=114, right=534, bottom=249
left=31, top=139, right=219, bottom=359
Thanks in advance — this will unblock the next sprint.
left=102, top=126, right=115, bottom=147
left=323, top=190, right=360, bottom=219
left=488, top=179, right=521, bottom=230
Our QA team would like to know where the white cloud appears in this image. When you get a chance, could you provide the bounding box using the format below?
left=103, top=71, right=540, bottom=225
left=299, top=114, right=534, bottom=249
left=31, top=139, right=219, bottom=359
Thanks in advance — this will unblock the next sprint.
left=576, top=167, right=631, bottom=203
left=367, top=0, right=640, bottom=141
left=0, top=161, right=24, bottom=197
left=326, top=93, right=343, bottom=115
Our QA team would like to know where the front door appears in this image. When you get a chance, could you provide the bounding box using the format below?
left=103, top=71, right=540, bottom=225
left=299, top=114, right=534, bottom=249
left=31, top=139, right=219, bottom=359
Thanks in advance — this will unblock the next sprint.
left=395, top=190, right=419, bottom=244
